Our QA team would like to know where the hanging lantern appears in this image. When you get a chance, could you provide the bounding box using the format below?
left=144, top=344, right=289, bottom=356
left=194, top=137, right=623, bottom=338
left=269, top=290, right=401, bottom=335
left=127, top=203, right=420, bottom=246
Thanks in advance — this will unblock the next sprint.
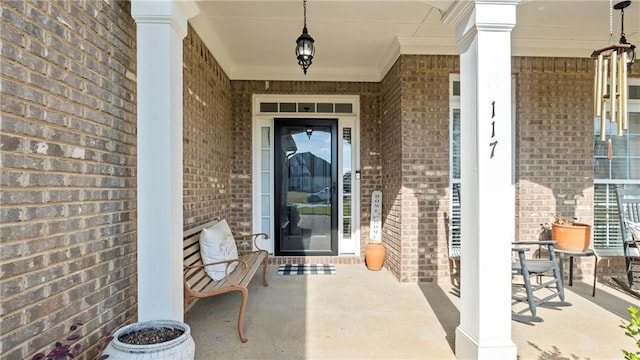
left=295, top=0, right=315, bottom=74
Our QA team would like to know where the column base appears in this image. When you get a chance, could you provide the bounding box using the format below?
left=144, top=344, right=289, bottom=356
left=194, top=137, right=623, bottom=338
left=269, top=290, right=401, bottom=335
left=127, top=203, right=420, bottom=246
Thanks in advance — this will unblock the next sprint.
left=455, top=326, right=517, bottom=360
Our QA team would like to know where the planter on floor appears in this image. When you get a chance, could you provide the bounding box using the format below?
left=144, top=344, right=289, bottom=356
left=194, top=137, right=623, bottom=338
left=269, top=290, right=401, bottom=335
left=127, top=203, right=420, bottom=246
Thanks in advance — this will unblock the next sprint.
left=101, top=320, right=195, bottom=360
left=365, top=243, right=385, bottom=271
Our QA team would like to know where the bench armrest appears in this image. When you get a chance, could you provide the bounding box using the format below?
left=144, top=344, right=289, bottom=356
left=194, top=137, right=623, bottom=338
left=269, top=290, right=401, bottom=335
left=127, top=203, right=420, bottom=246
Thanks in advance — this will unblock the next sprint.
left=235, top=233, right=269, bottom=252
left=183, top=258, right=249, bottom=286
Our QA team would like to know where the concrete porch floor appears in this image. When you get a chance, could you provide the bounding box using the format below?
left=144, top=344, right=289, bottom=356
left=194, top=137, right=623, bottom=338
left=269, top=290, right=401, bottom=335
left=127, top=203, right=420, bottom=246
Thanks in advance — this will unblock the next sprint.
left=185, top=264, right=639, bottom=359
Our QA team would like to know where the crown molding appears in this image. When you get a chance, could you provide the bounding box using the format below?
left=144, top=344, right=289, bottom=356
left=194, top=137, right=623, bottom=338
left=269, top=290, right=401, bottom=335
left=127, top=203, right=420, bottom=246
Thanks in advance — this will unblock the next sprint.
left=377, top=37, right=402, bottom=81
left=229, top=65, right=381, bottom=83
left=512, top=39, right=606, bottom=58
left=442, top=0, right=474, bottom=29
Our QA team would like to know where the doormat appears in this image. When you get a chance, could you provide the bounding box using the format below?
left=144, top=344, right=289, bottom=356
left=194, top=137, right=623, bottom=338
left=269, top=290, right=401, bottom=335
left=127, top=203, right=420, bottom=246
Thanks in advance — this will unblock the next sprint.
left=277, top=264, right=336, bottom=275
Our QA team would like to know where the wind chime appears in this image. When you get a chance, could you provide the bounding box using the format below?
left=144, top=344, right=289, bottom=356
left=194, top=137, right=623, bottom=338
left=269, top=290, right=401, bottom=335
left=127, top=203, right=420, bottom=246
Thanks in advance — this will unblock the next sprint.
left=591, top=0, right=636, bottom=159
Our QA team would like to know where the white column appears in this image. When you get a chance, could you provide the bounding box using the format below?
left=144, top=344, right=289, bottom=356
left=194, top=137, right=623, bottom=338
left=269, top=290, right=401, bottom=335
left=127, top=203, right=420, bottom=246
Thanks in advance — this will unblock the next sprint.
left=444, top=1, right=518, bottom=359
left=131, top=0, right=199, bottom=321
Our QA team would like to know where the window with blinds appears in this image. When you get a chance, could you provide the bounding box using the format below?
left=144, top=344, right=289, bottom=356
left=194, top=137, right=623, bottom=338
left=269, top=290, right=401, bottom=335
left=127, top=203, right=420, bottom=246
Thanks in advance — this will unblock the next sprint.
left=450, top=79, right=461, bottom=257
left=593, top=81, right=640, bottom=254
left=450, top=108, right=461, bottom=256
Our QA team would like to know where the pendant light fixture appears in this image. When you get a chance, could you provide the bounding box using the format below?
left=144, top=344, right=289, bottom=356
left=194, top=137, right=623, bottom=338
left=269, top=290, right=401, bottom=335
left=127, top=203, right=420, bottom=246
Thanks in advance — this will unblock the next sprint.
left=295, top=0, right=315, bottom=74
left=591, top=0, right=636, bottom=143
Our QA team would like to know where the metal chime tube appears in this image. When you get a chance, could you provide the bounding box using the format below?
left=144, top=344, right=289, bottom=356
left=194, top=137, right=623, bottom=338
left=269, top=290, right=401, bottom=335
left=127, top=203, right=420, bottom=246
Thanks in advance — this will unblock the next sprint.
left=617, top=51, right=623, bottom=136
left=621, top=51, right=628, bottom=130
left=595, top=55, right=605, bottom=141
left=594, top=58, right=598, bottom=116
left=595, top=54, right=604, bottom=117
left=601, top=58, right=609, bottom=141
left=611, top=51, right=618, bottom=135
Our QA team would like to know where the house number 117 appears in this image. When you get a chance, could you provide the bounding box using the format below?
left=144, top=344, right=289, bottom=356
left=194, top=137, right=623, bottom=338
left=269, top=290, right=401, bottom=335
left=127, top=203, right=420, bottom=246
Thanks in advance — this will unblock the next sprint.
left=489, top=101, right=498, bottom=159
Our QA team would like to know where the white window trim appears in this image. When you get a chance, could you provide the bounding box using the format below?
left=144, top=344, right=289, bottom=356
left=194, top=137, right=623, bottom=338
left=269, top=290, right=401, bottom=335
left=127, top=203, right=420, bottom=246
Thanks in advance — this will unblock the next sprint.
left=251, top=94, right=361, bottom=256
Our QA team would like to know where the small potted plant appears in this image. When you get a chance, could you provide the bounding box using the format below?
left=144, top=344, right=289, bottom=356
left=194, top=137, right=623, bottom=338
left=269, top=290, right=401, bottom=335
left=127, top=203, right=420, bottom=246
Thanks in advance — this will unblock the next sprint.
left=32, top=322, right=112, bottom=360
left=550, top=212, right=591, bottom=252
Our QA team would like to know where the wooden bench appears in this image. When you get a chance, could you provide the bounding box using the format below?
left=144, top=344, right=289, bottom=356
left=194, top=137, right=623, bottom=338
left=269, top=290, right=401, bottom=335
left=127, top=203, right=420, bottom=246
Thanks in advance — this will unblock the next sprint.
left=183, top=219, right=269, bottom=343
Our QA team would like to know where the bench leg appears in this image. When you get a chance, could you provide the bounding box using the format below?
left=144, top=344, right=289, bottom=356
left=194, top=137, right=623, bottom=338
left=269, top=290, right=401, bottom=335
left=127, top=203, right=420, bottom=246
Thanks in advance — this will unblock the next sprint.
left=183, top=288, right=191, bottom=313
left=262, top=252, right=269, bottom=287
left=237, top=287, right=249, bottom=343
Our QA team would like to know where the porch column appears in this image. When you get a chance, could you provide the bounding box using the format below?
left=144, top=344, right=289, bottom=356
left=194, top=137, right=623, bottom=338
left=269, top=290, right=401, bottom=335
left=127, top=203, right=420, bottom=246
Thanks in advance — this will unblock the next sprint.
left=444, top=1, right=519, bottom=359
left=131, top=0, right=199, bottom=321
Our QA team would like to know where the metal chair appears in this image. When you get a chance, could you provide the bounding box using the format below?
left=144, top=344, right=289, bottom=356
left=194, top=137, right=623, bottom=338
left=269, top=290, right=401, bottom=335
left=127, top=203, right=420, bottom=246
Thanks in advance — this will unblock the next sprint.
left=615, top=186, right=640, bottom=289
left=512, top=241, right=571, bottom=322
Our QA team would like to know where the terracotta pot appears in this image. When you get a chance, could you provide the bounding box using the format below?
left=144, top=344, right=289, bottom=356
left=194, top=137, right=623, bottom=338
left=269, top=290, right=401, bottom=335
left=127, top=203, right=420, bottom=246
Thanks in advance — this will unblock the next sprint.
left=551, top=222, right=591, bottom=252
left=365, top=243, right=385, bottom=271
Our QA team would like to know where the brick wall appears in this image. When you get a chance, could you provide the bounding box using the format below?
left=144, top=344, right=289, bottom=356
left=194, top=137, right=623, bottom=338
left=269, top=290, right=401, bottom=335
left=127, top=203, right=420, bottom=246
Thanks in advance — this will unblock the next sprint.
left=514, top=57, right=596, bottom=281
left=380, top=55, right=458, bottom=283
left=400, top=56, right=457, bottom=283
left=380, top=55, right=635, bottom=284
left=514, top=57, right=595, bottom=241
left=380, top=58, right=404, bottom=280
left=2, top=10, right=635, bottom=360
left=0, top=1, right=137, bottom=359
left=513, top=57, right=639, bottom=281
left=183, top=25, right=233, bottom=231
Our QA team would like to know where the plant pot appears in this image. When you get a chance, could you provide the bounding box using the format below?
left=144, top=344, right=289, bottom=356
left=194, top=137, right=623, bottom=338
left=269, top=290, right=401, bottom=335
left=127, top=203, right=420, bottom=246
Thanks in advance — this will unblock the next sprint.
left=365, top=243, right=385, bottom=271
left=101, top=320, right=195, bottom=360
left=551, top=222, right=591, bottom=252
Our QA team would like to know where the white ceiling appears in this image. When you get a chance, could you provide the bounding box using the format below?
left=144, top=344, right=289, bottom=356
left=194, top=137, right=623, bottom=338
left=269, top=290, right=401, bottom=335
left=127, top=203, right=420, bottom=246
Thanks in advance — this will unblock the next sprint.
left=188, top=0, right=640, bottom=82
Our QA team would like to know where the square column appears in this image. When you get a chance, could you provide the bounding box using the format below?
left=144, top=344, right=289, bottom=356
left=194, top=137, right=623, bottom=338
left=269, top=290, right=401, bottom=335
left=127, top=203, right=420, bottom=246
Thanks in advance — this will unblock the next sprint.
left=131, top=0, right=198, bottom=321
left=444, top=1, right=519, bottom=359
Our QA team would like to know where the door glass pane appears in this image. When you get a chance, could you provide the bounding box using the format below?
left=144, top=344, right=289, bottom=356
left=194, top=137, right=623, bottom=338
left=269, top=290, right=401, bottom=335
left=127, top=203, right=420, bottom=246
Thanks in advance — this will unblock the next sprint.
left=259, top=126, right=271, bottom=239
left=261, top=150, right=270, bottom=171
left=275, top=120, right=337, bottom=255
left=261, top=195, right=270, bottom=216
left=261, top=127, right=270, bottom=146
left=261, top=173, right=270, bottom=193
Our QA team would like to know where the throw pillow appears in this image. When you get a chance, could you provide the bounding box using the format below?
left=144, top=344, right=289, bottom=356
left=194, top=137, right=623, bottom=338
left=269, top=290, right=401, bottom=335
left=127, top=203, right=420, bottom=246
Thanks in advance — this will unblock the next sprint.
left=199, top=219, right=239, bottom=281
left=626, top=220, right=640, bottom=240
left=626, top=220, right=640, bottom=257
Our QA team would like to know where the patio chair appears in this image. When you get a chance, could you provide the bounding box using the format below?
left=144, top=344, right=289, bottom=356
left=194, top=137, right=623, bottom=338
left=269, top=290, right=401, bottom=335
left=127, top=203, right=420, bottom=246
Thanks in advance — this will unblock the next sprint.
left=615, top=186, right=640, bottom=289
left=512, top=241, right=571, bottom=322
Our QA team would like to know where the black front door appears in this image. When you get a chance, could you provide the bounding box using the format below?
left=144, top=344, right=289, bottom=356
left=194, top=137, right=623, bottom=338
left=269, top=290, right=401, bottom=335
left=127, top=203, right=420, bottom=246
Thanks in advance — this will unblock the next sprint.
left=274, top=118, right=338, bottom=256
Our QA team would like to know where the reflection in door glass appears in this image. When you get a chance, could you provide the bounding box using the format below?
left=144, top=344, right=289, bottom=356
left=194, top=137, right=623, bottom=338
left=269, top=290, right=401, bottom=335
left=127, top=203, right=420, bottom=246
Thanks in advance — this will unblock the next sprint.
left=275, top=121, right=337, bottom=256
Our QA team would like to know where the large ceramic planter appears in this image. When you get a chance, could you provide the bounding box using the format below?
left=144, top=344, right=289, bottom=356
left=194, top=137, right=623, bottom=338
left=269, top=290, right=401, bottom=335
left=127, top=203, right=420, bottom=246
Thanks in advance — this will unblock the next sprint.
left=101, top=320, right=195, bottom=360
left=551, top=222, right=591, bottom=252
left=365, top=243, right=385, bottom=271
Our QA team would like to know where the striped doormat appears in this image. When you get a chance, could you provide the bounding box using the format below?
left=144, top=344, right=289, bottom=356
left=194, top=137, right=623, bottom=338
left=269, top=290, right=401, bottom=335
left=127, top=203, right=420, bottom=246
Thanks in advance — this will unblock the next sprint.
left=277, top=263, right=336, bottom=275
